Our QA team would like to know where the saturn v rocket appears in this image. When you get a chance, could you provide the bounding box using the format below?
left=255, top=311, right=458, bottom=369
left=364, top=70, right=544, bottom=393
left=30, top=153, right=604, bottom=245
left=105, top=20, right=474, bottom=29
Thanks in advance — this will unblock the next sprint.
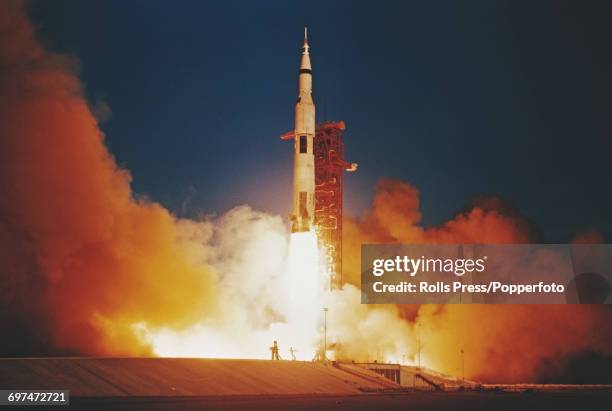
left=286, top=28, right=316, bottom=233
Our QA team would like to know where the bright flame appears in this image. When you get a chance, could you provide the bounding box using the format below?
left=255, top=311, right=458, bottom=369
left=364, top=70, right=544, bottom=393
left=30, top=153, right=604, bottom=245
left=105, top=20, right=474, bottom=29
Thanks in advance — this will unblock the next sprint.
left=285, top=231, right=326, bottom=324
left=143, top=230, right=329, bottom=361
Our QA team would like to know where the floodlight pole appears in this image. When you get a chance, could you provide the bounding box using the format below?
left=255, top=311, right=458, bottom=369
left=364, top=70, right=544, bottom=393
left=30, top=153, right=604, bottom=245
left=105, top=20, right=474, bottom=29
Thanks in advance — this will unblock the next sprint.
left=417, top=322, right=421, bottom=369
left=323, top=307, right=328, bottom=362
left=461, top=348, right=465, bottom=383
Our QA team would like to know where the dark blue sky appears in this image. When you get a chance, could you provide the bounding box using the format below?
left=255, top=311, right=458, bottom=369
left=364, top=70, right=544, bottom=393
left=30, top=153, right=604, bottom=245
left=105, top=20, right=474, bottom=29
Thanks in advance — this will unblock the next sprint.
left=28, top=0, right=612, bottom=241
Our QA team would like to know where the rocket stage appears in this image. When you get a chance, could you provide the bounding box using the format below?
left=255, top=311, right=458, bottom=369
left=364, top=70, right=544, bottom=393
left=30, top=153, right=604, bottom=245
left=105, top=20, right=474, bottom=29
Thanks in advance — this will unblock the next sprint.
left=0, top=358, right=610, bottom=410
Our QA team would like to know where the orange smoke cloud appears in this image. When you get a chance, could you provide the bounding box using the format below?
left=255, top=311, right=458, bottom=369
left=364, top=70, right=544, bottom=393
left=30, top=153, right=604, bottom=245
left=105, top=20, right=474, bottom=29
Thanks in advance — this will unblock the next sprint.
left=1, top=1, right=610, bottom=385
left=0, top=0, right=215, bottom=355
left=344, top=178, right=612, bottom=382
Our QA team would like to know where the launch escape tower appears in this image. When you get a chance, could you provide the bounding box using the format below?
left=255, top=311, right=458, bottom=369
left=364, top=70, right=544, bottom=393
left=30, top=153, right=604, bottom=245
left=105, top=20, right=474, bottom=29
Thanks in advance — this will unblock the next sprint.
left=281, top=29, right=357, bottom=290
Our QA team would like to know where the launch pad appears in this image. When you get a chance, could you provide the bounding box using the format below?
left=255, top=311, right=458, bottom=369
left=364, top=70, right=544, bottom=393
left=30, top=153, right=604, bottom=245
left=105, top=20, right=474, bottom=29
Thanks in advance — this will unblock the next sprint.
left=1, top=358, right=609, bottom=410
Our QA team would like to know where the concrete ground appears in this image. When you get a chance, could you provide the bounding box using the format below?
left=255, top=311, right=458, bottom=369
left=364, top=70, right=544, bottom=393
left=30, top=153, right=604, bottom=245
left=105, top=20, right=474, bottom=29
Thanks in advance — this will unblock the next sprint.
left=1, top=358, right=610, bottom=410
left=0, top=357, right=396, bottom=396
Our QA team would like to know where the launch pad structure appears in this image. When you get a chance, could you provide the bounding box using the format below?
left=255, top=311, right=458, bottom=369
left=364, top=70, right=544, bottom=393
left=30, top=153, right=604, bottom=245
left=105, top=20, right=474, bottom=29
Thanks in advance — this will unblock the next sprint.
left=314, top=121, right=356, bottom=289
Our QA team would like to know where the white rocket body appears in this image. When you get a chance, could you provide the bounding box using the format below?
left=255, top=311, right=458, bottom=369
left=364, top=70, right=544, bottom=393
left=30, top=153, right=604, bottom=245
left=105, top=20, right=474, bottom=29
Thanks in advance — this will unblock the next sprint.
left=291, top=29, right=316, bottom=233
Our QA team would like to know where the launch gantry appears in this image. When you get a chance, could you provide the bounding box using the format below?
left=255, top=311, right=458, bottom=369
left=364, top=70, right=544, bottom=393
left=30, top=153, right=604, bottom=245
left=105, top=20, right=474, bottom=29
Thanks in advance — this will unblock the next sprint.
left=314, top=121, right=357, bottom=290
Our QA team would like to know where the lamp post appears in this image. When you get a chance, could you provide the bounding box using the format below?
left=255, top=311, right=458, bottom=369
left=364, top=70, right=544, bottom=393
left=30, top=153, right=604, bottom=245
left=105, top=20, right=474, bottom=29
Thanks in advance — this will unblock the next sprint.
left=461, top=348, right=465, bottom=384
left=417, top=322, right=421, bottom=369
left=322, top=307, right=328, bottom=362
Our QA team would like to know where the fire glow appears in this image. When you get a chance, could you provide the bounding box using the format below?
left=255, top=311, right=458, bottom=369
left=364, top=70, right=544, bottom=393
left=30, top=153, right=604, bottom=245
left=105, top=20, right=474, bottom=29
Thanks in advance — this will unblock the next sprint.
left=142, top=230, right=329, bottom=361
left=1, top=0, right=611, bottom=385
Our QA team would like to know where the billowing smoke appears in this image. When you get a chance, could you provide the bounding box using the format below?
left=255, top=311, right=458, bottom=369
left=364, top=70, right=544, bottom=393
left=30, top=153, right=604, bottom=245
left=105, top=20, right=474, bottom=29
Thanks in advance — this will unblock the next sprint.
left=143, top=207, right=297, bottom=359
left=1, top=0, right=610, bottom=385
left=0, top=1, right=329, bottom=361
left=0, top=1, right=420, bottom=367
left=0, top=0, right=216, bottom=356
left=343, top=179, right=612, bottom=382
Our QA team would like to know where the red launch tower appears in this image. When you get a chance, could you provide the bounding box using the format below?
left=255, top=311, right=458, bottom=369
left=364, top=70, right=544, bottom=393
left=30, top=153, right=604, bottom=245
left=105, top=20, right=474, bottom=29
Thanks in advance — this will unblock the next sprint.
left=313, top=121, right=357, bottom=289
